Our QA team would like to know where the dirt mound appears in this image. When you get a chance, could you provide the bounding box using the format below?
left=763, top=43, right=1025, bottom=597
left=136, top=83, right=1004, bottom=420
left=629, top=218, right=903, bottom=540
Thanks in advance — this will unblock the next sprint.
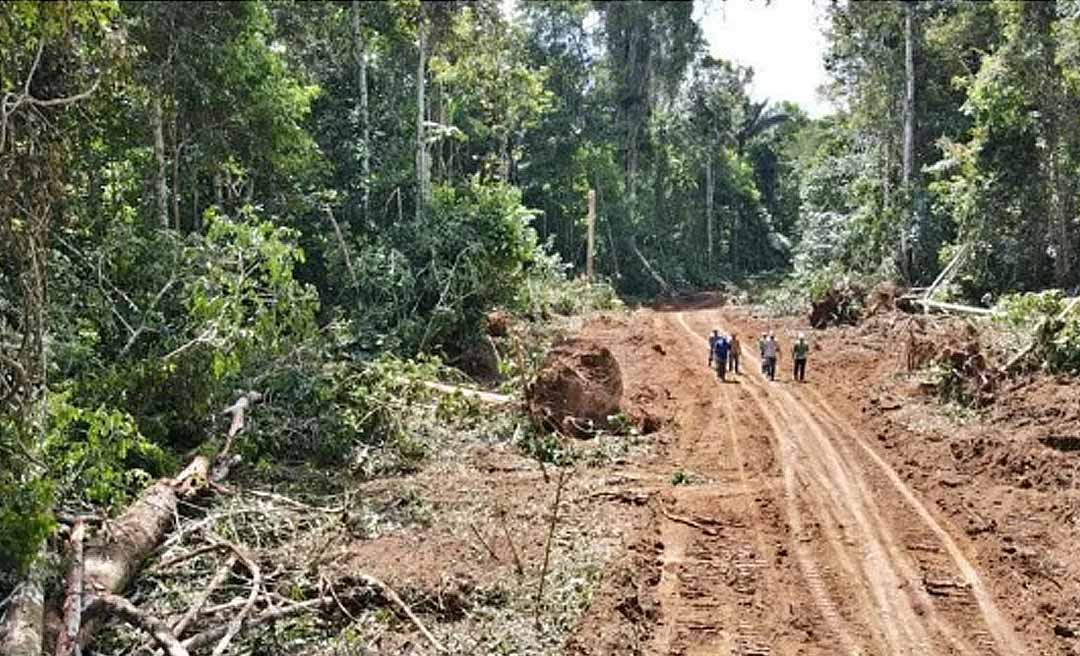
left=486, top=309, right=512, bottom=337
left=527, top=338, right=623, bottom=436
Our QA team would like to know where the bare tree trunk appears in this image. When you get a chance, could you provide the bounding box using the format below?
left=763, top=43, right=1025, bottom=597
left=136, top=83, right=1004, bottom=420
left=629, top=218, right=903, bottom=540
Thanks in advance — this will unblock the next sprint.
left=170, top=115, right=181, bottom=231
left=902, top=6, right=915, bottom=188
left=352, top=0, right=370, bottom=221
left=213, top=170, right=223, bottom=210
left=415, top=12, right=429, bottom=223
left=153, top=98, right=169, bottom=229
left=586, top=189, right=596, bottom=281
left=705, top=152, right=714, bottom=265
left=193, top=185, right=200, bottom=232
left=900, top=2, right=916, bottom=280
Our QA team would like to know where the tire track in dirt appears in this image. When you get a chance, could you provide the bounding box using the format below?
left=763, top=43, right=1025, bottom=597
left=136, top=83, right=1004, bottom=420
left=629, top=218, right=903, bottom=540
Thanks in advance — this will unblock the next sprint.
left=677, top=310, right=971, bottom=654
left=677, top=306, right=1025, bottom=656
left=646, top=312, right=825, bottom=655
left=672, top=312, right=871, bottom=655
left=798, top=388, right=1023, bottom=655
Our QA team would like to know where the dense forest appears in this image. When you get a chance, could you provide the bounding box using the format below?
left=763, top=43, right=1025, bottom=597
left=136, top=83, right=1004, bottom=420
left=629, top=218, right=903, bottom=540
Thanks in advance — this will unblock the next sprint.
left=3, top=0, right=1080, bottom=653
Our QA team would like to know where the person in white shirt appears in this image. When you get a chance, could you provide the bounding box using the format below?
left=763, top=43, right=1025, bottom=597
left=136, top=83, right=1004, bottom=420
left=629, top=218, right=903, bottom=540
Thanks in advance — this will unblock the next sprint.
left=763, top=333, right=779, bottom=381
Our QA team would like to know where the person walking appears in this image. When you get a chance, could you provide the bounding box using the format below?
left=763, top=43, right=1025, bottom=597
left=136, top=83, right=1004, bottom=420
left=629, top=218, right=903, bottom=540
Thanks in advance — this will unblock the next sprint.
left=763, top=333, right=779, bottom=381
left=710, top=333, right=730, bottom=382
left=729, top=333, right=741, bottom=374
left=708, top=329, right=720, bottom=358
left=793, top=332, right=809, bottom=382
left=758, top=332, right=768, bottom=374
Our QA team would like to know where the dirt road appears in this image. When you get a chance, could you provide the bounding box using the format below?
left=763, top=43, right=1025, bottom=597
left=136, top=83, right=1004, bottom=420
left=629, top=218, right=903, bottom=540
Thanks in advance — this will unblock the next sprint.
left=574, top=301, right=1031, bottom=656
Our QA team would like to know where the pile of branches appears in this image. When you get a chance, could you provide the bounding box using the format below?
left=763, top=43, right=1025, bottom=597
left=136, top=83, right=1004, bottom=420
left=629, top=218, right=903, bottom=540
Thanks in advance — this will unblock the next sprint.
left=0, top=393, right=444, bottom=656
left=903, top=318, right=998, bottom=407
left=809, top=278, right=868, bottom=328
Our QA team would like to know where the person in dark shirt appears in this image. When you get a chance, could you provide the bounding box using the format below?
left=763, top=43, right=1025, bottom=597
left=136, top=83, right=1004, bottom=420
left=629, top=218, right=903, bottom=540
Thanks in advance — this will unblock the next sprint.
left=728, top=333, right=741, bottom=374
left=710, top=334, right=730, bottom=382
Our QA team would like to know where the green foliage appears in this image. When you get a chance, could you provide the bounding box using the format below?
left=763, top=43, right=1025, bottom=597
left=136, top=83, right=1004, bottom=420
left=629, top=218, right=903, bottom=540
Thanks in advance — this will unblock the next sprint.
left=327, top=179, right=544, bottom=353
left=185, top=207, right=319, bottom=380
left=44, top=394, right=167, bottom=509
left=0, top=467, right=54, bottom=583
left=517, top=429, right=575, bottom=467
left=670, top=469, right=691, bottom=486
left=994, top=290, right=1080, bottom=373
left=516, top=248, right=623, bottom=317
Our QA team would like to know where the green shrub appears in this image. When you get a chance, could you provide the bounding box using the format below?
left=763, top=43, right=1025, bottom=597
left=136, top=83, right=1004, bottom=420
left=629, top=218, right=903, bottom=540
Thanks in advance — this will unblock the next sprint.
left=44, top=394, right=168, bottom=509
left=994, top=290, right=1080, bottom=373
left=0, top=467, right=54, bottom=584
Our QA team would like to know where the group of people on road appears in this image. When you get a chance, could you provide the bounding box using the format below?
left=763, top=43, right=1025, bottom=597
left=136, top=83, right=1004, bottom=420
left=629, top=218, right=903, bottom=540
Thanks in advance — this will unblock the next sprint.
left=708, top=328, right=809, bottom=383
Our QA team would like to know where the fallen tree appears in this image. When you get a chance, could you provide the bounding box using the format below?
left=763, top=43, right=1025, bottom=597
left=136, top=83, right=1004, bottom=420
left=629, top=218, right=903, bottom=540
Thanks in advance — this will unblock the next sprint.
left=0, top=392, right=263, bottom=655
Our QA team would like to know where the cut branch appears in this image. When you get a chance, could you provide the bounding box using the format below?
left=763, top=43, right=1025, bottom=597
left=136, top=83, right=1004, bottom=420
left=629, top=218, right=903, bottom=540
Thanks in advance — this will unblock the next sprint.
left=207, top=541, right=260, bottom=656
left=907, top=299, right=992, bottom=317
left=55, top=520, right=87, bottom=656
left=629, top=235, right=673, bottom=295
left=656, top=502, right=719, bottom=536
left=358, top=574, right=444, bottom=653
left=172, top=554, right=236, bottom=638
left=219, top=391, right=263, bottom=461
left=93, top=594, right=189, bottom=656
left=423, top=381, right=512, bottom=404
left=535, top=468, right=570, bottom=628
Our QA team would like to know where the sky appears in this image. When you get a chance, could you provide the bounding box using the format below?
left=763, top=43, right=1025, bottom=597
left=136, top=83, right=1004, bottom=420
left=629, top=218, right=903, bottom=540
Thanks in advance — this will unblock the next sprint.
left=501, top=0, right=835, bottom=118
left=696, top=0, right=835, bottom=118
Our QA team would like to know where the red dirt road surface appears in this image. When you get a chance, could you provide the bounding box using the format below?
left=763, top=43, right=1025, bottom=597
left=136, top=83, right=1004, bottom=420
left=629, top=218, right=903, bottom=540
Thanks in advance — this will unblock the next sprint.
left=569, top=297, right=1080, bottom=656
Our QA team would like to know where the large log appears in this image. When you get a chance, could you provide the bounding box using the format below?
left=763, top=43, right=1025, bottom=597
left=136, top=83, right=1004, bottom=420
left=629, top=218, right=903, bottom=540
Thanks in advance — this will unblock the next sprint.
left=909, top=299, right=992, bottom=316
left=73, top=392, right=259, bottom=651
left=0, top=556, right=45, bottom=656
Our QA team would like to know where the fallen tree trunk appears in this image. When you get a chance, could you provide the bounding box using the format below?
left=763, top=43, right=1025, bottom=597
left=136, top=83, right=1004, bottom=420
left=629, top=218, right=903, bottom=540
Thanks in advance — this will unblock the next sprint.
left=424, top=381, right=513, bottom=404
left=71, top=392, right=260, bottom=652
left=629, top=236, right=673, bottom=296
left=0, top=555, right=45, bottom=656
left=908, top=299, right=992, bottom=317
left=54, top=520, right=86, bottom=656
left=922, top=243, right=970, bottom=303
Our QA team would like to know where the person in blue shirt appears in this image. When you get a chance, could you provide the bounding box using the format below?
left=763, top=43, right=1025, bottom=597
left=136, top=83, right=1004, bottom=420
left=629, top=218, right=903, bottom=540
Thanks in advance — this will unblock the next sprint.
left=708, top=332, right=730, bottom=382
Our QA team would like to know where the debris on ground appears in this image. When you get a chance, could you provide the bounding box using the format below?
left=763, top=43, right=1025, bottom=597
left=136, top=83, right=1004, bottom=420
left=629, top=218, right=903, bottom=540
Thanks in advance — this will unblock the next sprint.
left=902, top=317, right=998, bottom=406
left=527, top=338, right=623, bottom=436
left=809, top=278, right=867, bottom=328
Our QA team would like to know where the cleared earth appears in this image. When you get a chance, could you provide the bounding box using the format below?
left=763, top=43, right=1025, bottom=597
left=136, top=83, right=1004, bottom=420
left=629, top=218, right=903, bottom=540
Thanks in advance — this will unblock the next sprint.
left=569, top=296, right=1080, bottom=656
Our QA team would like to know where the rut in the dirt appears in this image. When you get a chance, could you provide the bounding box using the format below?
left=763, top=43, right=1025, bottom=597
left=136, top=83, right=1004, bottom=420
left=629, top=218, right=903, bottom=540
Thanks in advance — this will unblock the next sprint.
left=581, top=303, right=1029, bottom=656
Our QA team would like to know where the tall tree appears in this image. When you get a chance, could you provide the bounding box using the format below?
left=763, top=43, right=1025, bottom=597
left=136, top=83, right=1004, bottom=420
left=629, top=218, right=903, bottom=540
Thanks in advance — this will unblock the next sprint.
left=900, top=0, right=916, bottom=280
left=416, top=3, right=429, bottom=222
left=352, top=0, right=371, bottom=221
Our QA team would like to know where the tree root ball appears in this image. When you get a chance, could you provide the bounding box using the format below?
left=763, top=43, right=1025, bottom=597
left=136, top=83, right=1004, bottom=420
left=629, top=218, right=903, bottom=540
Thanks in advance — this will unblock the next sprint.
left=527, top=338, right=623, bottom=437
